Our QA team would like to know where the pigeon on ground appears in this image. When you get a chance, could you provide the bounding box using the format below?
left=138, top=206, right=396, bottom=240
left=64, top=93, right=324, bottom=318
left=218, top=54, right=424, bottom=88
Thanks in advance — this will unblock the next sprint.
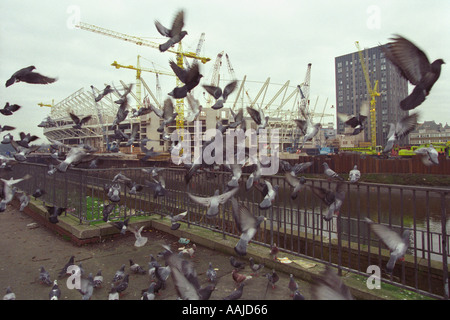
left=285, top=173, right=307, bottom=200
left=231, top=198, right=267, bottom=256
left=3, top=286, right=16, bottom=300
left=168, top=60, right=203, bottom=99
left=349, top=165, right=361, bottom=183
left=69, top=112, right=92, bottom=129
left=46, top=206, right=66, bottom=224
left=49, top=280, right=61, bottom=300
left=112, top=218, right=130, bottom=235
left=309, top=182, right=346, bottom=221
left=203, top=80, right=238, bottom=110
left=414, top=144, right=439, bottom=166
left=112, top=274, right=129, bottom=296
left=232, top=269, right=252, bottom=287
left=364, top=218, right=411, bottom=273
left=185, top=93, right=202, bottom=122
left=145, top=176, right=167, bottom=198
left=270, top=243, right=279, bottom=260
left=311, top=266, right=353, bottom=300
left=382, top=35, right=445, bottom=110
left=155, top=10, right=187, bottom=52
left=249, top=257, right=264, bottom=276
left=129, top=225, right=148, bottom=247
left=129, top=259, right=146, bottom=275
left=323, top=162, right=344, bottom=181
left=5, top=66, right=57, bottom=87
left=112, top=264, right=126, bottom=283
left=102, top=203, right=115, bottom=222
left=187, top=187, right=238, bottom=217
left=288, top=274, right=299, bottom=297
left=108, top=286, right=119, bottom=300
left=206, top=262, right=217, bottom=283
left=246, top=106, right=268, bottom=134
left=223, top=283, right=245, bottom=300
left=0, top=103, right=21, bottom=116
left=94, top=84, right=114, bottom=102
left=39, top=266, right=52, bottom=286
left=78, top=273, right=94, bottom=300
left=230, top=256, right=246, bottom=270
left=58, top=255, right=75, bottom=278
left=93, top=270, right=103, bottom=288
left=141, top=282, right=157, bottom=300
left=293, top=290, right=306, bottom=300
left=170, top=211, right=187, bottom=230
left=264, top=269, right=279, bottom=297
left=337, top=101, right=370, bottom=135
left=383, top=112, right=419, bottom=153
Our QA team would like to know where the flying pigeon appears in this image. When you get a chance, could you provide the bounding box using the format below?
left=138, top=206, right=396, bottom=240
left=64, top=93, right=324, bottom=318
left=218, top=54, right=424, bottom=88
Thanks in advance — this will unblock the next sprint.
left=46, top=206, right=67, bottom=224
left=230, top=256, right=246, bottom=270
left=311, top=266, right=353, bottom=300
left=0, top=174, right=31, bottom=212
left=414, top=144, right=439, bottom=166
left=0, top=103, right=21, bottom=116
left=295, top=114, right=322, bottom=149
left=129, top=225, right=148, bottom=247
left=229, top=108, right=246, bottom=130
left=245, top=157, right=262, bottom=190
left=16, top=132, right=39, bottom=148
left=246, top=106, right=268, bottom=134
left=155, top=98, right=178, bottom=133
left=78, top=273, right=94, bottom=300
left=323, top=162, right=344, bottom=181
left=249, top=257, right=264, bottom=276
left=49, top=280, right=61, bottom=300
left=94, top=84, right=114, bottom=102
left=32, top=188, right=46, bottom=199
left=112, top=264, right=126, bottom=283
left=106, top=183, right=121, bottom=202
left=257, top=180, right=279, bottom=210
left=69, top=112, right=92, bottom=129
left=349, top=165, right=361, bottom=183
left=125, top=180, right=144, bottom=195
left=185, top=93, right=202, bottom=122
left=5, top=66, right=57, bottom=87
left=382, top=35, right=445, bottom=110
left=223, top=283, right=245, bottom=300
left=383, top=112, right=419, bottom=153
left=285, top=173, right=307, bottom=200
left=231, top=198, right=267, bottom=256
left=38, top=266, right=52, bottom=286
left=18, top=191, right=30, bottom=211
left=309, top=182, right=346, bottom=221
left=142, top=166, right=165, bottom=178
left=102, top=203, right=115, bottom=222
left=112, top=82, right=133, bottom=106
left=337, top=101, right=370, bottom=135
left=203, top=80, right=238, bottom=110
left=187, top=187, right=238, bottom=217
left=170, top=211, right=187, bottom=230
left=58, top=255, right=75, bottom=278
left=140, top=142, right=162, bottom=161
left=1, top=132, right=14, bottom=144
left=129, top=259, right=146, bottom=275
left=125, top=125, right=139, bottom=146
left=154, top=10, right=187, bottom=52
left=206, top=262, right=217, bottom=283
left=112, top=218, right=130, bottom=235
left=225, top=163, right=242, bottom=188
left=93, top=270, right=103, bottom=288
left=56, top=144, right=97, bottom=173
left=10, top=139, right=40, bottom=162
left=288, top=274, right=299, bottom=297
left=364, top=218, right=411, bottom=273
left=145, top=176, right=167, bottom=198
left=168, top=60, right=203, bottom=99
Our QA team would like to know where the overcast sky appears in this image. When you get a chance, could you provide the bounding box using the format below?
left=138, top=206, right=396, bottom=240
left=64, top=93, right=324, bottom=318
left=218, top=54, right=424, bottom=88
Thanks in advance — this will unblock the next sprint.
left=0, top=0, right=449, bottom=144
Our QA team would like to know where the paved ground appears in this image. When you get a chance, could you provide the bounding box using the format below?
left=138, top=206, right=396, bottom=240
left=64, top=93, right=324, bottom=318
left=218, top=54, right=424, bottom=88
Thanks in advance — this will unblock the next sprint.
left=0, top=205, right=313, bottom=301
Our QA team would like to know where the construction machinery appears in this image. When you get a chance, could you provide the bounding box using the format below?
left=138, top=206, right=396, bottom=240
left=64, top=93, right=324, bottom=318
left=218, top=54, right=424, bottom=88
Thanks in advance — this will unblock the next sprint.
left=355, top=41, right=381, bottom=148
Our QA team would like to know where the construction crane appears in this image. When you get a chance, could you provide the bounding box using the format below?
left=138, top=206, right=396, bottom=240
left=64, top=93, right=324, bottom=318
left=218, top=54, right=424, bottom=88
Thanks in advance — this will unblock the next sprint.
left=75, top=21, right=211, bottom=130
left=355, top=41, right=380, bottom=148
left=38, top=100, right=54, bottom=108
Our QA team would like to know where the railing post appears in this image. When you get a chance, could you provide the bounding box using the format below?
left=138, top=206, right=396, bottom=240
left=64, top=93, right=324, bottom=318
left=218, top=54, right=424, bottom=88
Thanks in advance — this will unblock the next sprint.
left=441, top=192, right=449, bottom=299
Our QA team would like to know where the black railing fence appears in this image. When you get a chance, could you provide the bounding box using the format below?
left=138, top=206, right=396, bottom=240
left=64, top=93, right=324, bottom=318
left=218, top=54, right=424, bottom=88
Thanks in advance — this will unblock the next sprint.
left=5, top=162, right=449, bottom=299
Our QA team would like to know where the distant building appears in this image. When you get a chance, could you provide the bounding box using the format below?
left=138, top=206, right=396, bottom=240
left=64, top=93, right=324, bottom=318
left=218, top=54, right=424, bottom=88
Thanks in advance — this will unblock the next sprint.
left=334, top=44, right=409, bottom=147
left=409, top=121, right=450, bottom=145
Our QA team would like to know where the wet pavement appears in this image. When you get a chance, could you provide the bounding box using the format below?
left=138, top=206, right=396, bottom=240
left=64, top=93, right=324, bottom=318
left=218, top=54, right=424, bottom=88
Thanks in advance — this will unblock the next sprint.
left=0, top=205, right=313, bottom=301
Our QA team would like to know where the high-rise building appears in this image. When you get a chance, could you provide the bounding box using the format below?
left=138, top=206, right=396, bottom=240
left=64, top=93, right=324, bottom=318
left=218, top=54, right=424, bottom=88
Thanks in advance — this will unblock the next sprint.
left=335, top=44, right=409, bottom=147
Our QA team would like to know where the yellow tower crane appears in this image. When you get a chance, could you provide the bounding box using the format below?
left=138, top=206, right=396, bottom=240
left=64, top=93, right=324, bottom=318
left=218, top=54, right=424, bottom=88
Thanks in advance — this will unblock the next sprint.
left=75, top=21, right=211, bottom=130
left=355, top=41, right=381, bottom=148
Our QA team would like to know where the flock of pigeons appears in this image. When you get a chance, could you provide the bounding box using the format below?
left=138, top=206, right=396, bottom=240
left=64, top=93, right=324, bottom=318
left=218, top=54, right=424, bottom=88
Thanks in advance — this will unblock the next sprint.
left=1, top=8, right=445, bottom=300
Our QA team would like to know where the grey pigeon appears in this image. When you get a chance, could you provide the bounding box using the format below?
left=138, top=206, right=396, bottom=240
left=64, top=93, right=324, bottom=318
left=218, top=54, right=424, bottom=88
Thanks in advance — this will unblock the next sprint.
left=18, top=191, right=30, bottom=211
left=112, top=172, right=132, bottom=184
left=323, top=162, right=344, bottom=181
left=129, top=225, right=148, bottom=247
left=112, top=274, right=129, bottom=296
left=382, top=35, right=445, bottom=110
left=349, top=165, right=361, bottom=183
left=125, top=180, right=144, bottom=195
left=5, top=66, right=57, bottom=87
left=0, top=174, right=31, bottom=212
left=141, top=282, right=156, bottom=300
left=0, top=103, right=21, bottom=116
left=58, top=255, right=75, bottom=278
left=246, top=106, right=268, bottom=134
left=1, top=133, right=14, bottom=144
left=337, top=101, right=369, bottom=135
left=154, top=10, right=187, bottom=52
left=106, top=183, right=121, bottom=202
left=140, top=142, right=162, bottom=161
left=295, top=116, right=322, bottom=149
left=129, top=259, right=146, bottom=275
left=229, top=256, right=246, bottom=270
left=293, top=290, right=306, bottom=300
left=170, top=211, right=187, bottom=230
left=245, top=157, right=262, bottom=190
left=383, top=112, right=419, bottom=153
left=46, top=205, right=66, bottom=224
left=145, top=176, right=167, bottom=198
left=39, top=266, right=52, bottom=286
left=142, top=166, right=165, bottom=177
left=49, top=280, right=61, bottom=300
left=225, top=163, right=242, bottom=188
left=94, top=84, right=114, bottom=102
left=3, top=286, right=16, bottom=300
left=69, top=112, right=92, bottom=129
left=257, top=180, right=279, bottom=210
left=187, top=187, right=238, bottom=217
left=32, top=188, right=46, bottom=199
left=112, top=264, right=126, bottom=283
left=168, top=60, right=203, bottom=99
left=102, top=203, right=115, bottom=222
left=78, top=273, right=94, bottom=300
left=249, top=257, right=264, bottom=276
left=311, top=266, right=353, bottom=300
left=288, top=274, right=299, bottom=297
left=231, top=198, right=267, bottom=256
left=156, top=98, right=178, bottom=133
left=93, top=270, right=103, bottom=288
left=56, top=145, right=97, bottom=172
left=285, top=173, right=307, bottom=200
left=365, top=218, right=411, bottom=273
left=10, top=139, right=40, bottom=162
left=264, top=269, right=279, bottom=298
left=185, top=93, right=202, bottom=122
left=290, top=161, right=313, bottom=176
left=309, top=182, right=346, bottom=221
left=223, top=283, right=244, bottom=300
left=16, top=132, right=39, bottom=148
left=112, top=218, right=129, bottom=235
left=414, top=144, right=439, bottom=166
left=206, top=262, right=217, bottom=283
left=108, top=285, right=119, bottom=300
left=203, top=80, right=238, bottom=110
left=125, top=125, right=139, bottom=146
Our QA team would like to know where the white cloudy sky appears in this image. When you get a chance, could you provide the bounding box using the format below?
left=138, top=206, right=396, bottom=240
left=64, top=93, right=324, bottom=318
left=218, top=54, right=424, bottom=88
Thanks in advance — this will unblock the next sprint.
left=0, top=0, right=449, bottom=143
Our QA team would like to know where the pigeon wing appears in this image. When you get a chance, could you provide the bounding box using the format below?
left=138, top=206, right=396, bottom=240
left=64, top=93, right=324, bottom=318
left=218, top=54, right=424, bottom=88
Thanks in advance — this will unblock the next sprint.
left=246, top=107, right=262, bottom=125
left=188, top=193, right=212, bottom=207
left=202, top=85, right=222, bottom=100
left=365, top=218, right=404, bottom=252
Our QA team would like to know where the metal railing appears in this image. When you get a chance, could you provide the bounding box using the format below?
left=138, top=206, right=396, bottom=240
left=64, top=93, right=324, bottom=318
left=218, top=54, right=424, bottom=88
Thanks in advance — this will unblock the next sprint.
left=5, top=162, right=449, bottom=299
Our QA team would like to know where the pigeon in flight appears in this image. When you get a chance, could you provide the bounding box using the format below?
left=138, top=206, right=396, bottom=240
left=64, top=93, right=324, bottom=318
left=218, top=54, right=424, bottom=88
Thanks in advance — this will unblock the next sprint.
left=10, top=139, right=40, bottom=162
left=309, top=182, right=346, bottom=221
left=365, top=218, right=411, bottom=273
left=169, top=210, right=187, bottom=230
left=246, top=106, right=268, bottom=134
left=0, top=103, right=21, bottom=116
left=112, top=218, right=130, bottom=235
left=145, top=176, right=167, bottom=198
left=187, top=187, right=238, bottom=217
left=414, top=144, right=439, bottom=166
left=295, top=111, right=322, bottom=149
left=69, top=112, right=92, bottom=129
left=155, top=10, right=188, bottom=52
left=56, top=144, right=97, bottom=173
left=383, top=112, right=419, bottom=153
left=337, top=101, right=369, bottom=135
left=16, top=132, right=39, bottom=148
left=231, top=198, right=267, bottom=256
left=311, top=266, right=353, bottom=300
left=140, top=141, right=162, bottom=161
left=203, top=80, right=238, bottom=110
left=323, top=162, right=344, bottom=181
left=105, top=183, right=121, bottom=202
left=129, top=225, right=148, bottom=247
left=257, top=180, right=279, bottom=210
left=17, top=191, right=30, bottom=212
left=5, top=66, right=57, bottom=87
left=0, top=174, right=31, bottom=212
left=94, top=84, right=114, bottom=102
left=168, top=60, right=203, bottom=99
left=382, top=35, right=445, bottom=110
left=284, top=173, right=307, bottom=200
left=156, top=98, right=178, bottom=133
left=349, top=165, right=361, bottom=183
left=185, top=93, right=202, bottom=122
